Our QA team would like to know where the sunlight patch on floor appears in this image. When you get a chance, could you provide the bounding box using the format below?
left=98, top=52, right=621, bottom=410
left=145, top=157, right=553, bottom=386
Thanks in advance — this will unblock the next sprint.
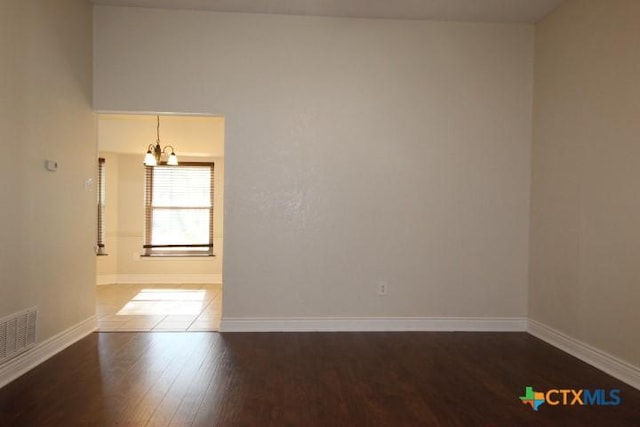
left=116, top=289, right=207, bottom=315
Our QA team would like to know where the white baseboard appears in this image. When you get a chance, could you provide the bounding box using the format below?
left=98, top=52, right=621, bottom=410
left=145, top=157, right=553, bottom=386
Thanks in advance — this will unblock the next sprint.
left=96, top=274, right=118, bottom=285
left=220, top=316, right=527, bottom=332
left=0, top=315, right=97, bottom=389
left=528, top=319, right=640, bottom=391
left=97, top=274, right=222, bottom=285
left=3, top=315, right=636, bottom=392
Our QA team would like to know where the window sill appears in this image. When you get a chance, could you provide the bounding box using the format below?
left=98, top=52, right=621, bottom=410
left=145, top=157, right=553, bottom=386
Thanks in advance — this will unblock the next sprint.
left=139, top=254, right=215, bottom=259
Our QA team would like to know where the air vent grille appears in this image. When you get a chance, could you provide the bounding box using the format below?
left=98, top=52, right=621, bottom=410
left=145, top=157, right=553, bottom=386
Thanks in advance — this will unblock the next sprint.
left=0, top=308, right=37, bottom=365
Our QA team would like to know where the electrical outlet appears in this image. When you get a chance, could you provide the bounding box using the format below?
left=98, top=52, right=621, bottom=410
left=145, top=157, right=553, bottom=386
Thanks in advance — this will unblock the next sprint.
left=377, top=281, right=388, bottom=296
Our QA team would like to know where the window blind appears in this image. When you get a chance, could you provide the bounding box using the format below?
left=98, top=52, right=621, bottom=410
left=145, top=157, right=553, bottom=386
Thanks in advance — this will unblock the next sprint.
left=144, top=162, right=214, bottom=256
left=96, top=158, right=106, bottom=255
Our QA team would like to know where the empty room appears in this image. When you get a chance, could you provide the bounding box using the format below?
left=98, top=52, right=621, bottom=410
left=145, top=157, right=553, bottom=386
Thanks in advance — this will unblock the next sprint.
left=0, top=0, right=639, bottom=425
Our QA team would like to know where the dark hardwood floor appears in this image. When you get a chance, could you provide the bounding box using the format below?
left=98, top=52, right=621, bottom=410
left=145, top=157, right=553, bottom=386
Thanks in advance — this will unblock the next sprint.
left=0, top=332, right=638, bottom=426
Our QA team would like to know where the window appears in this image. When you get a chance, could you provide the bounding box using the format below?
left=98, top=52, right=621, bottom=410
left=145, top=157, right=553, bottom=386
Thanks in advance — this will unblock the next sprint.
left=96, top=157, right=107, bottom=255
left=144, top=162, right=215, bottom=256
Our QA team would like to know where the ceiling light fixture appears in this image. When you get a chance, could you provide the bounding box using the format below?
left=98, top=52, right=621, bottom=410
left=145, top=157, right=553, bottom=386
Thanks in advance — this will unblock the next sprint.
left=143, top=115, right=178, bottom=166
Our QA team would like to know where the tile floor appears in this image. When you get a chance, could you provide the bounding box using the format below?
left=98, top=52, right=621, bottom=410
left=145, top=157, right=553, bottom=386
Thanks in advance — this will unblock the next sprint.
left=96, top=283, right=222, bottom=332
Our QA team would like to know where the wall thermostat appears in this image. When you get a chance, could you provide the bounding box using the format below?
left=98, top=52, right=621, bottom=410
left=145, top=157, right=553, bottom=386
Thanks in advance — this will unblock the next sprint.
left=45, top=160, right=58, bottom=172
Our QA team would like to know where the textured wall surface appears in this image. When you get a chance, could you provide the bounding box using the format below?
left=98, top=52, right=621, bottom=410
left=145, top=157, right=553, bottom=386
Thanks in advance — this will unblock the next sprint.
left=94, top=6, right=534, bottom=319
left=0, top=0, right=96, bottom=340
left=530, top=0, right=640, bottom=367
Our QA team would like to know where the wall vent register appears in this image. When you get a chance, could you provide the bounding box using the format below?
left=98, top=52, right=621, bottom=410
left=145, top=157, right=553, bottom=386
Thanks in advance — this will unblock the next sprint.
left=0, top=308, right=37, bottom=365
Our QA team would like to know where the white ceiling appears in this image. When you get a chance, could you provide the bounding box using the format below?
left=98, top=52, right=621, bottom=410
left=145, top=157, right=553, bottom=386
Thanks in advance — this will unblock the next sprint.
left=92, top=0, right=565, bottom=24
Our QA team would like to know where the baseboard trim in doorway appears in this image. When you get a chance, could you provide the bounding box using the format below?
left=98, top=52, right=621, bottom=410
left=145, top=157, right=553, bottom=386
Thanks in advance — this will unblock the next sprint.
left=219, top=316, right=527, bottom=333
left=0, top=315, right=97, bottom=389
left=97, top=274, right=222, bottom=285
left=96, top=274, right=118, bottom=285
left=528, top=319, right=640, bottom=390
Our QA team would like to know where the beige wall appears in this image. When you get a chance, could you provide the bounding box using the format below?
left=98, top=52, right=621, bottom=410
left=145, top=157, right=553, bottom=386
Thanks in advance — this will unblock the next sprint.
left=97, top=115, right=224, bottom=279
left=0, top=0, right=95, bottom=340
left=94, top=7, right=534, bottom=318
left=98, top=114, right=224, bottom=157
left=530, top=0, right=640, bottom=366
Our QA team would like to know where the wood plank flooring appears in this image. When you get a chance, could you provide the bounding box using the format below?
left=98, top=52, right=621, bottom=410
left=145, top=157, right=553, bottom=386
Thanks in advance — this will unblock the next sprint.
left=0, top=332, right=639, bottom=426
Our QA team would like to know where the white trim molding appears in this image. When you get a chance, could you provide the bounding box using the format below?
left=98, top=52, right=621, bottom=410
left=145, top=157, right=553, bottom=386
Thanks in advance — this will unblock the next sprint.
left=0, top=315, right=97, bottom=389
left=528, top=319, right=640, bottom=391
left=97, top=273, right=222, bottom=285
left=220, top=316, right=527, bottom=333
left=96, top=274, right=118, bottom=286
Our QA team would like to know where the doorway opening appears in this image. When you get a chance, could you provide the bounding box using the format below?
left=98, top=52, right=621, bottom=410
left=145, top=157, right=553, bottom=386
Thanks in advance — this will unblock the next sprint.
left=95, top=113, right=224, bottom=331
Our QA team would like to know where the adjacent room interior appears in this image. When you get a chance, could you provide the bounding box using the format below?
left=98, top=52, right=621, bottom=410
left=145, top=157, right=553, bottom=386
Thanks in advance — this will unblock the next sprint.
left=96, top=114, right=224, bottom=331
